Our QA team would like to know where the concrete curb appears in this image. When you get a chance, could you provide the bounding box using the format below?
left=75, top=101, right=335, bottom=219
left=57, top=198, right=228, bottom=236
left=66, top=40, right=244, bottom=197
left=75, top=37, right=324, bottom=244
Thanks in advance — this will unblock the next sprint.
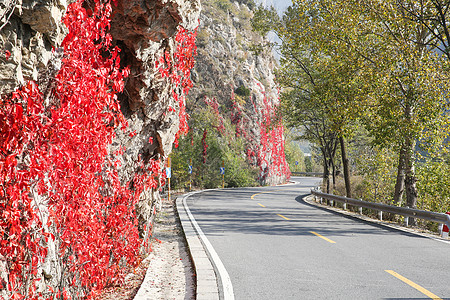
left=303, top=195, right=450, bottom=245
left=176, top=193, right=220, bottom=300
left=176, top=190, right=235, bottom=300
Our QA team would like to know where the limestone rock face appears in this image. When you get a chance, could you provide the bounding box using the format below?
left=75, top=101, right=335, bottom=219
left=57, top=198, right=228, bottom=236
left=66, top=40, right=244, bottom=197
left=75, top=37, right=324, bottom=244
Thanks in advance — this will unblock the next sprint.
left=189, top=0, right=288, bottom=185
left=0, top=0, right=68, bottom=94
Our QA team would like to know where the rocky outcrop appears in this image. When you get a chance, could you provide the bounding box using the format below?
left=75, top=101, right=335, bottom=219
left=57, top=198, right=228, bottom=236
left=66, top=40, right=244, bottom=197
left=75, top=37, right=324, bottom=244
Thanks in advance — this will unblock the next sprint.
left=108, top=0, right=200, bottom=228
left=188, top=0, right=289, bottom=185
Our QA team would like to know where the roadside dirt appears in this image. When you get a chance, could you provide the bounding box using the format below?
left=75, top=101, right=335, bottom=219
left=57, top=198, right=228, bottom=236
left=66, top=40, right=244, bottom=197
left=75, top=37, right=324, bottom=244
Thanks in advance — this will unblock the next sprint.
left=97, top=196, right=195, bottom=300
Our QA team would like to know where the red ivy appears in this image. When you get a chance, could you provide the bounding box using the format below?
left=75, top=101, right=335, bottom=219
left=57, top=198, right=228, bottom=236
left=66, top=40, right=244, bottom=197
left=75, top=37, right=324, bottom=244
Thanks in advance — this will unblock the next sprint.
left=157, top=27, right=198, bottom=148
left=201, top=129, right=208, bottom=164
left=0, top=0, right=198, bottom=298
left=253, top=83, right=290, bottom=180
left=205, top=97, right=225, bottom=134
left=229, top=84, right=290, bottom=181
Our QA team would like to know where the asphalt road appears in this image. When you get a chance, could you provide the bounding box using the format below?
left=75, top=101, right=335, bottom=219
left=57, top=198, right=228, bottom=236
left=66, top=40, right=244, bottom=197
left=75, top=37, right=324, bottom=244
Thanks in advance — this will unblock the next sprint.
left=186, top=177, right=450, bottom=300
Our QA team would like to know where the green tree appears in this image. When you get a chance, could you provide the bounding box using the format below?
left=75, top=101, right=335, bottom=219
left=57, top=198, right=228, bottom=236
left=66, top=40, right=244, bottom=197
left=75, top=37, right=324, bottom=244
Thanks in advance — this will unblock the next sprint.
left=254, top=1, right=366, bottom=196
left=284, top=130, right=306, bottom=173
left=353, top=0, right=447, bottom=215
left=171, top=101, right=258, bottom=190
left=254, top=0, right=449, bottom=216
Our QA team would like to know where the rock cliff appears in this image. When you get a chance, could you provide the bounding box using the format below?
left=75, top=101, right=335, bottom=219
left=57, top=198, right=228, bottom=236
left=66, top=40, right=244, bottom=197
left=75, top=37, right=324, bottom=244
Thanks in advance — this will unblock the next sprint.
left=188, top=0, right=289, bottom=185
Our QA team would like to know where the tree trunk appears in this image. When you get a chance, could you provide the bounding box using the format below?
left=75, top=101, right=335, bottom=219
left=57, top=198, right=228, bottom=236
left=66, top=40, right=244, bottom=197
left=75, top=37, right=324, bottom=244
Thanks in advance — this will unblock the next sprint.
left=331, top=156, right=336, bottom=192
left=393, top=146, right=406, bottom=206
left=339, top=135, right=352, bottom=198
left=321, top=148, right=330, bottom=194
left=404, top=137, right=418, bottom=225
left=324, top=161, right=330, bottom=194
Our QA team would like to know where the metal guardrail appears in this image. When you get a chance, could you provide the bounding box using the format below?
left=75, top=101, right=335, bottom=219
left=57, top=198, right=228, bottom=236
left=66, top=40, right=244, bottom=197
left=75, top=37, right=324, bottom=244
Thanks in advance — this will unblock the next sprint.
left=291, top=172, right=323, bottom=177
left=310, top=189, right=450, bottom=232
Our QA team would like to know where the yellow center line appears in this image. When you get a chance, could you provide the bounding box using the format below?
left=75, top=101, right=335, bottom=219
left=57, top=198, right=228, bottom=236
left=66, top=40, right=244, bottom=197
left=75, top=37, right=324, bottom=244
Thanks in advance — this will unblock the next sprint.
left=251, top=191, right=273, bottom=199
left=277, top=214, right=290, bottom=220
left=309, top=231, right=336, bottom=243
left=385, top=270, right=442, bottom=300
left=250, top=188, right=305, bottom=200
left=257, top=203, right=266, bottom=208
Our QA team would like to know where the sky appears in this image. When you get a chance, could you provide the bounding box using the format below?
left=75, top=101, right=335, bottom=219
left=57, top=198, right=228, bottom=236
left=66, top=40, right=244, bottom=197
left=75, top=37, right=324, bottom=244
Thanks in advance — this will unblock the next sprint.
left=254, top=0, right=293, bottom=59
left=259, top=0, right=292, bottom=13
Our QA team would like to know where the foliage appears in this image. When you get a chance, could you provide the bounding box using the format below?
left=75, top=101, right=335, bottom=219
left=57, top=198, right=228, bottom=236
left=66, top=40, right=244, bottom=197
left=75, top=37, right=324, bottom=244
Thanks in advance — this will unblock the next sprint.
left=417, top=158, right=450, bottom=213
left=353, top=145, right=397, bottom=204
left=416, top=138, right=450, bottom=213
left=251, top=5, right=279, bottom=36
left=213, top=0, right=232, bottom=12
left=196, top=29, right=210, bottom=47
left=284, top=131, right=306, bottom=173
left=171, top=101, right=258, bottom=189
left=235, top=85, right=250, bottom=98
left=395, top=0, right=450, bottom=62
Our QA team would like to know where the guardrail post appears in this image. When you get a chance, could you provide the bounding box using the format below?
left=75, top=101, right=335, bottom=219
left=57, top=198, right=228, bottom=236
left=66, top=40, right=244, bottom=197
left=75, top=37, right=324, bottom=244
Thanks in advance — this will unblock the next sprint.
left=358, top=207, right=362, bottom=214
left=441, top=212, right=450, bottom=238
left=442, top=227, right=449, bottom=238
left=439, top=224, right=447, bottom=238
left=378, top=211, right=383, bottom=221
left=405, top=216, right=409, bottom=227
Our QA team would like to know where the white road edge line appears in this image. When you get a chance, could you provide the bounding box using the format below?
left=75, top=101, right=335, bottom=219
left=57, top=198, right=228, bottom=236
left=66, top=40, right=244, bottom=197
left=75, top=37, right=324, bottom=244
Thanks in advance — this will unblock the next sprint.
left=183, top=191, right=235, bottom=300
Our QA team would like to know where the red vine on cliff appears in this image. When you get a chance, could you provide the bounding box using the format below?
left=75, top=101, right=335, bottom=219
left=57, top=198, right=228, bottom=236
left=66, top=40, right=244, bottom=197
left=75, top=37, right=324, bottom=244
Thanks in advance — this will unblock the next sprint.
left=201, top=129, right=208, bottom=164
left=254, top=82, right=290, bottom=181
left=0, top=0, right=198, bottom=299
left=229, top=84, right=290, bottom=182
left=157, top=27, right=198, bottom=148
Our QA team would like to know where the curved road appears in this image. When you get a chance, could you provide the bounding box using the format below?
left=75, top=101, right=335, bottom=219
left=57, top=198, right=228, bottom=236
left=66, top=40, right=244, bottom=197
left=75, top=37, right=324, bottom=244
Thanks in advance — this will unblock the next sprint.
left=186, top=177, right=450, bottom=300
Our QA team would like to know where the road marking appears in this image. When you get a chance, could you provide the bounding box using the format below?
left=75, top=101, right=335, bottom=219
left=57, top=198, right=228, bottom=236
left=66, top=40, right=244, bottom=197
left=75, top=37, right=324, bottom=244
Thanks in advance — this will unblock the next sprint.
left=385, top=270, right=442, bottom=300
left=258, top=203, right=266, bottom=208
left=250, top=186, right=312, bottom=200
left=309, top=231, right=336, bottom=243
left=251, top=191, right=273, bottom=199
left=277, top=214, right=290, bottom=220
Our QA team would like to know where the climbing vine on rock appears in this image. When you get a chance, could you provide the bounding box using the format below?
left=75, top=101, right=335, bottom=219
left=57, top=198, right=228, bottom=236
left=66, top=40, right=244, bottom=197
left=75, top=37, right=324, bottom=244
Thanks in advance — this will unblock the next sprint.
left=157, top=26, right=197, bottom=148
left=230, top=84, right=290, bottom=183
left=0, top=0, right=197, bottom=299
left=255, top=83, right=290, bottom=181
left=201, top=129, right=208, bottom=164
